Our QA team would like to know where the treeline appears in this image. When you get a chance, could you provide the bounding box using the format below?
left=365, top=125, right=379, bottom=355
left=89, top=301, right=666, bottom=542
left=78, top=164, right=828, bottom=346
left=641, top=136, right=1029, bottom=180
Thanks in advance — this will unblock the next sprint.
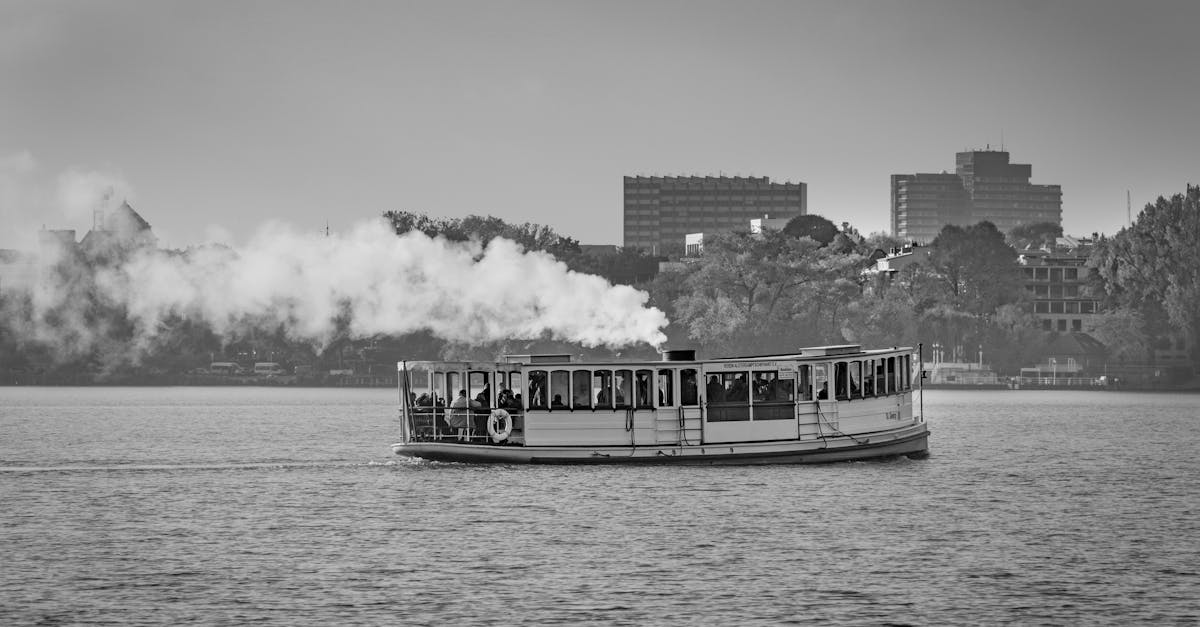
left=2, top=186, right=1197, bottom=382
left=647, top=186, right=1200, bottom=374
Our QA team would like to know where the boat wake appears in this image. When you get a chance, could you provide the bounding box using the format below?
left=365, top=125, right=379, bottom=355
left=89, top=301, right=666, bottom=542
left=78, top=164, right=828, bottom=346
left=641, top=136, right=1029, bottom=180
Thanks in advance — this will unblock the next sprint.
left=0, top=460, right=402, bottom=474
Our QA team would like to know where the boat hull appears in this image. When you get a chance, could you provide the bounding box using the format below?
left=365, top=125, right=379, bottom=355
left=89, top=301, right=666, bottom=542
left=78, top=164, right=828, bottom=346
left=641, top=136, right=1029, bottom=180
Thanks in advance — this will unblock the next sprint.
left=392, top=423, right=929, bottom=465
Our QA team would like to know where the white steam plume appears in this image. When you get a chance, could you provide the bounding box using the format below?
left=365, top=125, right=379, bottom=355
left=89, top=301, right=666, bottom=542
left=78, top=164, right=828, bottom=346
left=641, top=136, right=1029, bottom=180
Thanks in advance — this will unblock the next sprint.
left=94, top=219, right=667, bottom=349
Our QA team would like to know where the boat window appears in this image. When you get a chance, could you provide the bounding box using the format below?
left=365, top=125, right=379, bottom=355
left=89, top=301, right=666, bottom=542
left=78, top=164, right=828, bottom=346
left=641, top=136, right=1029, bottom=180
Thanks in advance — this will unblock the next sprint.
left=656, top=369, right=674, bottom=406
left=704, top=373, right=724, bottom=403
left=614, top=370, right=633, bottom=409
left=493, top=371, right=521, bottom=410
left=798, top=364, right=813, bottom=401
left=708, top=371, right=750, bottom=421
left=752, top=371, right=792, bottom=402
left=850, top=361, right=864, bottom=399
left=427, top=371, right=445, bottom=407
left=886, top=357, right=895, bottom=395
left=680, top=368, right=699, bottom=406
left=834, top=362, right=848, bottom=400
left=635, top=369, right=653, bottom=409
left=446, top=371, right=463, bottom=401
left=868, top=355, right=878, bottom=396
left=726, top=373, right=749, bottom=402
left=505, top=372, right=523, bottom=408
left=752, top=371, right=793, bottom=420
left=593, top=370, right=614, bottom=408
left=528, top=370, right=548, bottom=409
left=752, top=372, right=773, bottom=402
left=550, top=369, right=570, bottom=409
left=469, top=371, right=490, bottom=407
left=572, top=370, right=592, bottom=409
left=814, top=363, right=829, bottom=400
left=875, top=360, right=886, bottom=397
left=904, top=355, right=912, bottom=390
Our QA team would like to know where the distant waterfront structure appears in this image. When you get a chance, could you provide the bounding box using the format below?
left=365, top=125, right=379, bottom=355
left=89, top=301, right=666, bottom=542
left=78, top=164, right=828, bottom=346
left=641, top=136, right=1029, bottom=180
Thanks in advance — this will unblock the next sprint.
left=1017, top=236, right=1100, bottom=333
left=892, top=150, right=1062, bottom=243
left=623, top=175, right=806, bottom=254
left=0, top=202, right=156, bottom=292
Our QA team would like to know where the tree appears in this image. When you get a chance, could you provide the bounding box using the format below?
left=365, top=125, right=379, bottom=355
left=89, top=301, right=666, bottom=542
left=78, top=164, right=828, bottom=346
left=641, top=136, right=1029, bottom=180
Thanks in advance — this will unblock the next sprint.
left=1090, top=185, right=1200, bottom=369
left=930, top=222, right=1024, bottom=316
left=666, top=230, right=864, bottom=355
left=1007, top=221, right=1063, bottom=250
left=1084, top=308, right=1150, bottom=364
left=782, top=214, right=839, bottom=246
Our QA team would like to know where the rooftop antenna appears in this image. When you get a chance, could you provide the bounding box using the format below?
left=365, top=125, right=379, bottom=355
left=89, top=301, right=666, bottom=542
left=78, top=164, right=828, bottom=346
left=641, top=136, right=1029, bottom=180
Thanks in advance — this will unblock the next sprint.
left=1000, top=129, right=1005, bottom=151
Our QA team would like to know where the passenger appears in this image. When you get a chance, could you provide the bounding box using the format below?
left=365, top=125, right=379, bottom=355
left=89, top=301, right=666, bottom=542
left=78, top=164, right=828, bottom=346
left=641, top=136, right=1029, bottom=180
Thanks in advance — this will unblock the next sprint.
left=817, top=381, right=828, bottom=400
left=528, top=381, right=545, bottom=408
left=681, top=375, right=698, bottom=406
left=497, top=388, right=518, bottom=409
left=416, top=392, right=431, bottom=406
left=512, top=393, right=523, bottom=409
left=448, top=389, right=473, bottom=440
left=596, top=389, right=609, bottom=406
left=551, top=393, right=567, bottom=409
left=475, top=385, right=491, bottom=408
left=773, top=378, right=792, bottom=401
left=728, top=377, right=748, bottom=402
left=706, top=375, right=724, bottom=403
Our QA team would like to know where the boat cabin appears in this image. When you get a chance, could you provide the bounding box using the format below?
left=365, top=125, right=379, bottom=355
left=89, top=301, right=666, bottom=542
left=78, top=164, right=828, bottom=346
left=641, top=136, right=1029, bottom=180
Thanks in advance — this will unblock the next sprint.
left=398, top=345, right=916, bottom=447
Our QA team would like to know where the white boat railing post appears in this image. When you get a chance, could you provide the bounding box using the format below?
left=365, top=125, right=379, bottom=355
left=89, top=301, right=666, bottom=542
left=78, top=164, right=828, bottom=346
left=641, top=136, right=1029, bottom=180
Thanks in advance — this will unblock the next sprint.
left=398, top=361, right=411, bottom=445
left=917, top=344, right=925, bottom=423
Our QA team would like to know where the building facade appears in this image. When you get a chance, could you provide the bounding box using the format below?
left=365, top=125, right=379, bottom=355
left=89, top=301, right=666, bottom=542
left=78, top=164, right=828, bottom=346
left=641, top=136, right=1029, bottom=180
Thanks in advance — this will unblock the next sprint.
left=1017, top=238, right=1099, bottom=333
left=890, top=173, right=972, bottom=244
left=956, top=150, right=1062, bottom=233
left=892, top=150, right=1062, bottom=243
left=623, top=176, right=806, bottom=254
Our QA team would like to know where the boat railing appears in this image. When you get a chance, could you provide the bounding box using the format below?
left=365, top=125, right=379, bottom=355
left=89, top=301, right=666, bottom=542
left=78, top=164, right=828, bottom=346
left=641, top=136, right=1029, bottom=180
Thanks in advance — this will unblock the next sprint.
left=408, top=403, right=525, bottom=443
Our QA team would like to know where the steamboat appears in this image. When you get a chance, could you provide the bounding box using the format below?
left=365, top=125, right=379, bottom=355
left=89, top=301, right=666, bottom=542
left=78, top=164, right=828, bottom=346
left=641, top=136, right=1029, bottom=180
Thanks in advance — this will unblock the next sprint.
left=391, top=344, right=928, bottom=464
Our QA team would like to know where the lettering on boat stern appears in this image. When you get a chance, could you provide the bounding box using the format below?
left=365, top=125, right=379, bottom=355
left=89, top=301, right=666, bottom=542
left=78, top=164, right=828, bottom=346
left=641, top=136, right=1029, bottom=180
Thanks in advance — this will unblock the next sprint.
left=887, top=411, right=900, bottom=421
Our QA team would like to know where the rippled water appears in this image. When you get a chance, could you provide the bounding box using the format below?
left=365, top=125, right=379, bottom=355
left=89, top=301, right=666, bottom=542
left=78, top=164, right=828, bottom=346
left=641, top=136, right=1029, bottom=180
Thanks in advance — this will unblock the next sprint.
left=2, top=387, right=1199, bottom=625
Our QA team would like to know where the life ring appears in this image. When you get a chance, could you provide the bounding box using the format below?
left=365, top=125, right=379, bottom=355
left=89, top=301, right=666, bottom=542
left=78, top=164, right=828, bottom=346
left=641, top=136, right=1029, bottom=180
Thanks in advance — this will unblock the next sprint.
left=487, top=409, right=513, bottom=443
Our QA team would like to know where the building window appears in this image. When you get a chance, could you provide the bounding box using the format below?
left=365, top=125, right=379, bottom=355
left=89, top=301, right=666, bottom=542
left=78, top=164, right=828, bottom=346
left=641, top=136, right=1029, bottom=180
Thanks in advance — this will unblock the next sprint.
left=1072, top=319, right=1082, bottom=331
left=1057, top=319, right=1068, bottom=332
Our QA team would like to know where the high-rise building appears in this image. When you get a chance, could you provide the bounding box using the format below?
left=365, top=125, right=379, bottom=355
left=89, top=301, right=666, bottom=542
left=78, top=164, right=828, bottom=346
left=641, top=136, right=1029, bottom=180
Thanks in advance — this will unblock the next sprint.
left=623, top=176, right=806, bottom=254
left=956, top=150, right=1062, bottom=233
left=891, top=150, right=1061, bottom=243
left=891, top=173, right=972, bottom=244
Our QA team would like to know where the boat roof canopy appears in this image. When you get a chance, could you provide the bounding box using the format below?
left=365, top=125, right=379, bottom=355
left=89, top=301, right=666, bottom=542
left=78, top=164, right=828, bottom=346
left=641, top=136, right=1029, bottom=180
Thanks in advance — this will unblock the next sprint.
left=400, top=344, right=913, bottom=371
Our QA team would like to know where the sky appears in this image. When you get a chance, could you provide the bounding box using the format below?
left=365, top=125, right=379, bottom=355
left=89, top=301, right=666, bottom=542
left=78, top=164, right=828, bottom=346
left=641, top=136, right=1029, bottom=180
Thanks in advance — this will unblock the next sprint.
left=2, top=0, right=1198, bottom=250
